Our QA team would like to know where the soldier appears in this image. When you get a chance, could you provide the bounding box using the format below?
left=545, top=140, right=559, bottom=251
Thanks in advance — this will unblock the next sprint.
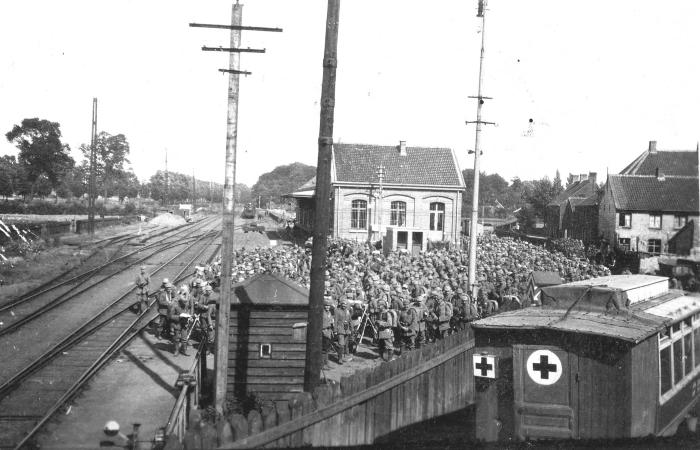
left=411, top=296, right=428, bottom=347
left=376, top=303, right=396, bottom=361
left=322, top=300, right=335, bottom=369
left=193, top=283, right=215, bottom=343
left=134, top=266, right=150, bottom=313
left=334, top=299, right=352, bottom=364
left=435, top=293, right=453, bottom=340
left=155, top=279, right=175, bottom=340
left=177, top=284, right=192, bottom=313
left=168, top=294, right=191, bottom=356
left=397, top=299, right=417, bottom=353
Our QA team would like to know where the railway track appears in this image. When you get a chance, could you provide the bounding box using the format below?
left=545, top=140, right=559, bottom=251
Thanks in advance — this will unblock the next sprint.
left=0, top=217, right=223, bottom=449
left=0, top=216, right=220, bottom=335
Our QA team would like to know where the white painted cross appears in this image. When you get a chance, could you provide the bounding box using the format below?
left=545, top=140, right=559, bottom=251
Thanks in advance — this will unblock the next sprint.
left=526, top=349, right=562, bottom=385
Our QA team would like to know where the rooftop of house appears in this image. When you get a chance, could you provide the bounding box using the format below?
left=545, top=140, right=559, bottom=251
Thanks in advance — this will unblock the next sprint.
left=619, top=142, right=698, bottom=177
left=608, top=174, right=699, bottom=213
left=332, top=142, right=464, bottom=187
left=548, top=174, right=597, bottom=207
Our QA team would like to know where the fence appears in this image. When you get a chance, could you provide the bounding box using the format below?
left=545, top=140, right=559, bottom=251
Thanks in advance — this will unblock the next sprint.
left=168, top=329, right=476, bottom=449
left=165, top=341, right=207, bottom=441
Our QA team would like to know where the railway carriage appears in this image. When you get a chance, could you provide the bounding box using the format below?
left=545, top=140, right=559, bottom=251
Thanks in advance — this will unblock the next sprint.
left=471, top=275, right=700, bottom=442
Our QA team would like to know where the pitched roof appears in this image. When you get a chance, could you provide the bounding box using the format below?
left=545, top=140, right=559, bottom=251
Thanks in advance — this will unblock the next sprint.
left=233, top=273, right=309, bottom=307
left=620, top=149, right=698, bottom=176
left=608, top=174, right=698, bottom=212
left=332, top=143, right=464, bottom=187
left=548, top=179, right=595, bottom=207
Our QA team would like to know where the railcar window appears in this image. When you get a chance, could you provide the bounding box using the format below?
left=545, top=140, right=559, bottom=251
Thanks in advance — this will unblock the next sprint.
left=684, top=334, right=693, bottom=375
left=660, top=346, right=672, bottom=395
left=659, top=314, right=700, bottom=401
left=673, top=340, right=684, bottom=384
left=695, top=328, right=700, bottom=368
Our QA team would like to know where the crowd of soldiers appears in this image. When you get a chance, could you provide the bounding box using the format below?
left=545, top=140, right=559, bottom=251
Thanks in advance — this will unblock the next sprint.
left=223, top=234, right=610, bottom=365
left=134, top=263, right=220, bottom=356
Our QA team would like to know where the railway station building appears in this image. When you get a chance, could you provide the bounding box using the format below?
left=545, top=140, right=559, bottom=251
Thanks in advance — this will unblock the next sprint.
left=286, top=141, right=466, bottom=247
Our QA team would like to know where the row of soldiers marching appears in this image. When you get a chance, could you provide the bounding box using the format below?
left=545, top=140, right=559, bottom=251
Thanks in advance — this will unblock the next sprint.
left=321, top=287, right=482, bottom=365
left=134, top=262, right=220, bottom=356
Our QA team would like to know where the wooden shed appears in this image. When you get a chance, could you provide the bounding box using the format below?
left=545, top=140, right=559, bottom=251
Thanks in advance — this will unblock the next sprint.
left=472, top=275, right=700, bottom=442
left=228, top=273, right=309, bottom=402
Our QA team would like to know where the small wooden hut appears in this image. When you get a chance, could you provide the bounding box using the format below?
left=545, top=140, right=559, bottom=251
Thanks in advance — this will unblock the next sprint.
left=228, top=273, right=309, bottom=402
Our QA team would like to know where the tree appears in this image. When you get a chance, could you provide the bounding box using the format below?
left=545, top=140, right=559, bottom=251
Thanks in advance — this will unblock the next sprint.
left=251, top=162, right=316, bottom=206
left=553, top=169, right=564, bottom=197
left=0, top=155, right=18, bottom=198
left=5, top=118, right=74, bottom=197
left=80, top=132, right=131, bottom=198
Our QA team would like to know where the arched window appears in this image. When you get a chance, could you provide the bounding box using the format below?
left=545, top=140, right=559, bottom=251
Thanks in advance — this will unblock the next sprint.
left=429, top=202, right=445, bottom=231
left=390, top=201, right=406, bottom=226
left=351, top=199, right=367, bottom=229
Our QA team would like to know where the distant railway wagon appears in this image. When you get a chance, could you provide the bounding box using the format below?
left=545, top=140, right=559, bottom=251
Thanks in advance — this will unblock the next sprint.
left=471, top=275, right=700, bottom=442
left=241, top=203, right=256, bottom=219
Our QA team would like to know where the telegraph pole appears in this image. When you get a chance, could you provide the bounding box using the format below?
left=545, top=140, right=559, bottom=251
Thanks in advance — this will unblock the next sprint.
left=88, top=98, right=97, bottom=236
left=376, top=164, right=385, bottom=242
left=305, top=0, right=340, bottom=391
left=164, top=149, right=169, bottom=209
left=190, top=1, right=281, bottom=414
left=467, top=0, right=494, bottom=299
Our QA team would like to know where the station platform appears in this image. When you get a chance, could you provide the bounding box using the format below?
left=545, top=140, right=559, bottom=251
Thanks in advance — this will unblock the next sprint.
left=36, top=329, right=205, bottom=449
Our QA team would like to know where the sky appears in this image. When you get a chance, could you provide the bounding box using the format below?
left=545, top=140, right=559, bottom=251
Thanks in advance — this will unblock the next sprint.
left=1, top=0, right=698, bottom=188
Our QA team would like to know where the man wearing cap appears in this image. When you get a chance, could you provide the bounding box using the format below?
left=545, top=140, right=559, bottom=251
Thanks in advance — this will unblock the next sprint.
left=134, top=266, right=150, bottom=314
left=322, top=300, right=334, bottom=369
left=333, top=299, right=352, bottom=364
left=155, top=279, right=175, bottom=340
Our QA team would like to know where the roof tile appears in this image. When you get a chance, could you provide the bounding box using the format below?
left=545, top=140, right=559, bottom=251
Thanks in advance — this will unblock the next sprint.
left=333, top=143, right=463, bottom=187
left=609, top=175, right=698, bottom=212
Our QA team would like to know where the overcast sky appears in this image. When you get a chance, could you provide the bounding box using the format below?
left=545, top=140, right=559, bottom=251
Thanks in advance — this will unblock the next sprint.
left=1, top=1, right=698, bottom=187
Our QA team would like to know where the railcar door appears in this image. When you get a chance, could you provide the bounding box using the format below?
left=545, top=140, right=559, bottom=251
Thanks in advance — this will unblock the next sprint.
left=513, top=345, right=577, bottom=440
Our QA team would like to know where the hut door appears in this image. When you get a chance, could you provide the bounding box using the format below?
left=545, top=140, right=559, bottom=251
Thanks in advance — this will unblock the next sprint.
left=513, top=345, right=576, bottom=440
left=411, top=232, right=423, bottom=256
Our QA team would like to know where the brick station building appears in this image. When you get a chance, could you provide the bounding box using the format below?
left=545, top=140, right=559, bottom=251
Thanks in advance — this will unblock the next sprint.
left=287, top=141, right=466, bottom=247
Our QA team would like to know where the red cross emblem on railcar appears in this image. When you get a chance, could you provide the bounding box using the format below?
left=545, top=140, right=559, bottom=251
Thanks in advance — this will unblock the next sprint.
left=526, top=349, right=562, bottom=385
left=473, top=354, right=497, bottom=379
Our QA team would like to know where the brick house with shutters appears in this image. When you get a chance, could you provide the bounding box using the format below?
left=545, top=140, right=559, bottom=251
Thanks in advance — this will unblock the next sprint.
left=287, top=141, right=466, bottom=247
left=598, top=141, right=699, bottom=255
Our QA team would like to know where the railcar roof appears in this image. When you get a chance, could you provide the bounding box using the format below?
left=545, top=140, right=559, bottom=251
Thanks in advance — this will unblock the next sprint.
left=473, top=275, right=700, bottom=343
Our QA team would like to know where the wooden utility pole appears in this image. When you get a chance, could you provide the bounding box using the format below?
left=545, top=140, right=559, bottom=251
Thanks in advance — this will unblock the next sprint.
left=190, top=1, right=281, bottom=414
left=467, top=0, right=494, bottom=299
left=164, top=149, right=169, bottom=209
left=305, top=0, right=340, bottom=391
left=87, top=98, right=97, bottom=236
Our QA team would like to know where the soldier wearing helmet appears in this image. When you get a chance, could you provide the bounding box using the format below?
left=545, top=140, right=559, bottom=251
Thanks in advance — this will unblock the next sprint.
left=134, top=266, right=150, bottom=313
left=155, top=278, right=175, bottom=340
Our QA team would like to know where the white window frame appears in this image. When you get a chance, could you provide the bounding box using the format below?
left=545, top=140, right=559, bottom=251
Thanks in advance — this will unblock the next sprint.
left=429, top=202, right=445, bottom=231
left=648, top=238, right=662, bottom=255
left=649, top=213, right=662, bottom=229
left=618, top=237, right=631, bottom=251
left=390, top=201, right=406, bottom=226
left=350, top=199, right=367, bottom=230
left=659, top=312, right=700, bottom=404
left=618, top=212, right=631, bottom=228
left=673, top=214, right=688, bottom=229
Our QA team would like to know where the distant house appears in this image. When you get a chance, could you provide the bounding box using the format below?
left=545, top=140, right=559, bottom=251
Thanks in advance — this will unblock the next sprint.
left=598, top=141, right=699, bottom=255
left=545, top=172, right=598, bottom=239
left=561, top=193, right=599, bottom=244
left=286, top=141, right=466, bottom=246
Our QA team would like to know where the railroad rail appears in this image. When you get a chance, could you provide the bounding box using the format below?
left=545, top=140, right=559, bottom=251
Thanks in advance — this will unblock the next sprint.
left=0, top=218, right=223, bottom=449
left=0, top=216, right=220, bottom=332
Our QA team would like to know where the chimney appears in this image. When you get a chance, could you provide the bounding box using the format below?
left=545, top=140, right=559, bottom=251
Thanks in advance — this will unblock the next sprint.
left=588, top=172, right=597, bottom=194
left=571, top=174, right=580, bottom=183
left=579, top=173, right=588, bottom=181
left=656, top=167, right=665, bottom=181
left=649, top=140, right=657, bottom=154
left=399, top=140, right=407, bottom=156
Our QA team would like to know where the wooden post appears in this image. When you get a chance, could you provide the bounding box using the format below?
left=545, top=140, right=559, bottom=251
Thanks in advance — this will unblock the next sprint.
left=87, top=98, right=97, bottom=236
left=304, top=0, right=340, bottom=392
left=215, top=1, right=242, bottom=414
